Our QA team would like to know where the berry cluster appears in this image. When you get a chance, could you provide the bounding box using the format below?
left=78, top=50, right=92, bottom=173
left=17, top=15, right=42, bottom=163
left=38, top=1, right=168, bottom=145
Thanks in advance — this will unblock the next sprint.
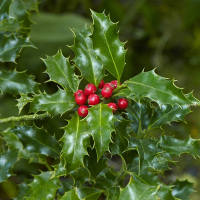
left=74, top=80, right=128, bottom=117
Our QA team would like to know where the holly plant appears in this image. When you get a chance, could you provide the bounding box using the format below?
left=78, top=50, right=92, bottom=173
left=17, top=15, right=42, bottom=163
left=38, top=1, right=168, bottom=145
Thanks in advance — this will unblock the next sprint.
left=0, top=7, right=200, bottom=200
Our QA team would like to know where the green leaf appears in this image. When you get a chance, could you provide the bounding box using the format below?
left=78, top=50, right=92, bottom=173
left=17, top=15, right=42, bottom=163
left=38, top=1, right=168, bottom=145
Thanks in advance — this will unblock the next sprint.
left=157, top=185, right=178, bottom=200
left=84, top=147, right=108, bottom=179
left=107, top=186, right=120, bottom=200
left=160, top=135, right=200, bottom=158
left=0, top=34, right=35, bottom=63
left=77, top=188, right=102, bottom=200
left=0, top=149, right=18, bottom=183
left=53, top=158, right=67, bottom=177
left=11, top=125, right=61, bottom=158
left=60, top=189, right=80, bottom=200
left=0, top=70, right=39, bottom=95
left=185, top=91, right=200, bottom=105
left=172, top=179, right=194, bottom=200
left=118, top=177, right=158, bottom=200
left=110, top=119, right=129, bottom=156
left=14, top=180, right=31, bottom=200
left=71, top=26, right=104, bottom=86
left=29, top=88, right=75, bottom=116
left=0, top=17, right=20, bottom=32
left=90, top=10, right=126, bottom=81
left=60, top=113, right=90, bottom=172
left=0, top=0, right=12, bottom=21
left=86, top=103, right=117, bottom=160
left=126, top=70, right=192, bottom=106
left=27, top=171, right=60, bottom=200
left=43, top=50, right=80, bottom=92
left=16, top=94, right=33, bottom=114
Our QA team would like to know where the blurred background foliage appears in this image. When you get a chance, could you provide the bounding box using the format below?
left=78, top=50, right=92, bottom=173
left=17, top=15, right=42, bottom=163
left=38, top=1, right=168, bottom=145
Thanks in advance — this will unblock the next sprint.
left=1, top=0, right=200, bottom=199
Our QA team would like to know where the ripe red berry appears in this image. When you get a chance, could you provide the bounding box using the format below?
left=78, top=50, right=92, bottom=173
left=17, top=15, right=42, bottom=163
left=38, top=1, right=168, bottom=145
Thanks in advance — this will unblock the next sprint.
left=75, top=93, right=87, bottom=105
left=101, top=86, right=113, bottom=98
left=104, top=83, right=114, bottom=90
left=74, top=89, right=84, bottom=97
left=118, top=98, right=128, bottom=109
left=78, top=105, right=89, bottom=117
left=107, top=103, right=118, bottom=113
left=110, top=80, right=121, bottom=89
left=84, top=84, right=97, bottom=96
left=88, top=94, right=100, bottom=105
left=98, top=79, right=105, bottom=89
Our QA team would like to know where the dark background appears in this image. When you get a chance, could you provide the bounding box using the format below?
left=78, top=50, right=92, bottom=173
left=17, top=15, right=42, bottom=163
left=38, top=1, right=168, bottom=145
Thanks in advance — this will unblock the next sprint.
left=0, top=0, right=200, bottom=199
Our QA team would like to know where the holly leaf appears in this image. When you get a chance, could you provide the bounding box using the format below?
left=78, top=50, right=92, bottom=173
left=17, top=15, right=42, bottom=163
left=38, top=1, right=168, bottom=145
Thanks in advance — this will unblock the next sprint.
left=60, top=189, right=80, bottom=200
left=172, top=179, right=194, bottom=200
left=77, top=188, right=102, bottom=200
left=27, top=171, right=60, bottom=200
left=90, top=10, right=126, bottom=81
left=0, top=70, right=39, bottom=95
left=84, top=147, right=108, bottom=179
left=0, top=17, right=20, bottom=32
left=42, top=50, right=80, bottom=92
left=107, top=186, right=120, bottom=200
left=53, top=158, right=67, bottom=177
left=86, top=103, right=117, bottom=160
left=71, top=26, right=104, bottom=86
left=118, top=177, right=158, bottom=200
left=0, top=34, right=35, bottom=63
left=185, top=91, right=200, bottom=105
left=11, top=125, right=61, bottom=158
left=14, top=180, right=32, bottom=200
left=0, top=149, right=18, bottom=183
left=0, top=0, right=12, bottom=21
left=16, top=94, right=33, bottom=114
left=60, top=113, right=90, bottom=173
left=160, top=135, right=200, bottom=158
left=29, top=88, right=75, bottom=116
left=126, top=70, right=192, bottom=106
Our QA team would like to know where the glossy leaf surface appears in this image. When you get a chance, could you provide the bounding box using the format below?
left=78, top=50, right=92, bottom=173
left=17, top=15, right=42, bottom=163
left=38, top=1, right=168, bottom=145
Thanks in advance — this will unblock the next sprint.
left=86, top=103, right=117, bottom=160
left=60, top=114, right=90, bottom=172
left=71, top=26, right=104, bottom=86
left=0, top=34, right=35, bottom=63
left=43, top=50, right=79, bottom=92
left=60, top=189, right=80, bottom=200
left=11, top=125, right=61, bottom=158
left=30, top=88, right=75, bottom=116
left=0, top=70, right=39, bottom=95
left=0, top=0, right=12, bottom=21
left=77, top=187, right=102, bottom=200
left=14, top=180, right=31, bottom=200
left=127, top=70, right=192, bottom=106
left=91, top=10, right=126, bottom=81
left=16, top=94, right=33, bottom=114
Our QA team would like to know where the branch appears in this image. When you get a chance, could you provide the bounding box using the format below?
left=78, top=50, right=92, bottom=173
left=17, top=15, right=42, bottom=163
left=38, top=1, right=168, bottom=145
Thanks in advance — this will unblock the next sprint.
left=0, top=113, right=51, bottom=124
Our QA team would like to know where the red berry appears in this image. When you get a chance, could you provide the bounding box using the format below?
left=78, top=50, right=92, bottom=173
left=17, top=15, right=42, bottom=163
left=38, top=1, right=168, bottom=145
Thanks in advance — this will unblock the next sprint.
left=101, top=86, right=113, bottom=98
left=107, top=103, right=118, bottom=113
left=88, top=94, right=100, bottom=105
left=98, top=80, right=105, bottom=89
left=84, top=84, right=97, bottom=96
left=118, top=98, right=128, bottom=109
left=78, top=105, right=89, bottom=117
left=75, top=93, right=87, bottom=105
left=104, top=83, right=114, bottom=90
left=110, top=80, right=121, bottom=89
left=74, top=89, right=84, bottom=97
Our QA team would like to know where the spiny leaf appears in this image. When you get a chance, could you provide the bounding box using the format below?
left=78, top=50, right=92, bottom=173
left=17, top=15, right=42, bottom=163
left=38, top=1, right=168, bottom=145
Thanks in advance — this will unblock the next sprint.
left=27, top=171, right=60, bottom=200
left=86, top=103, right=117, bottom=160
left=29, top=88, right=75, bottom=116
left=77, top=187, right=102, bottom=200
left=0, top=0, right=12, bottom=21
left=11, top=125, right=61, bottom=158
left=0, top=149, right=18, bottom=183
left=107, top=186, right=120, bottom=200
left=16, top=94, right=33, bottom=114
left=160, top=135, right=200, bottom=158
left=0, top=70, right=39, bottom=95
left=71, top=26, right=104, bottom=86
left=185, top=91, right=200, bottom=105
left=172, top=179, right=194, bottom=200
left=84, top=147, right=108, bottom=179
left=14, top=180, right=32, bottom=200
left=118, top=177, right=159, bottom=200
left=60, top=189, right=80, bottom=200
left=0, top=17, right=20, bottom=32
left=43, top=50, right=80, bottom=92
left=90, top=10, right=126, bottom=81
left=126, top=70, right=192, bottom=106
left=0, top=34, right=35, bottom=63
left=53, top=158, right=67, bottom=177
left=60, top=113, right=90, bottom=173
